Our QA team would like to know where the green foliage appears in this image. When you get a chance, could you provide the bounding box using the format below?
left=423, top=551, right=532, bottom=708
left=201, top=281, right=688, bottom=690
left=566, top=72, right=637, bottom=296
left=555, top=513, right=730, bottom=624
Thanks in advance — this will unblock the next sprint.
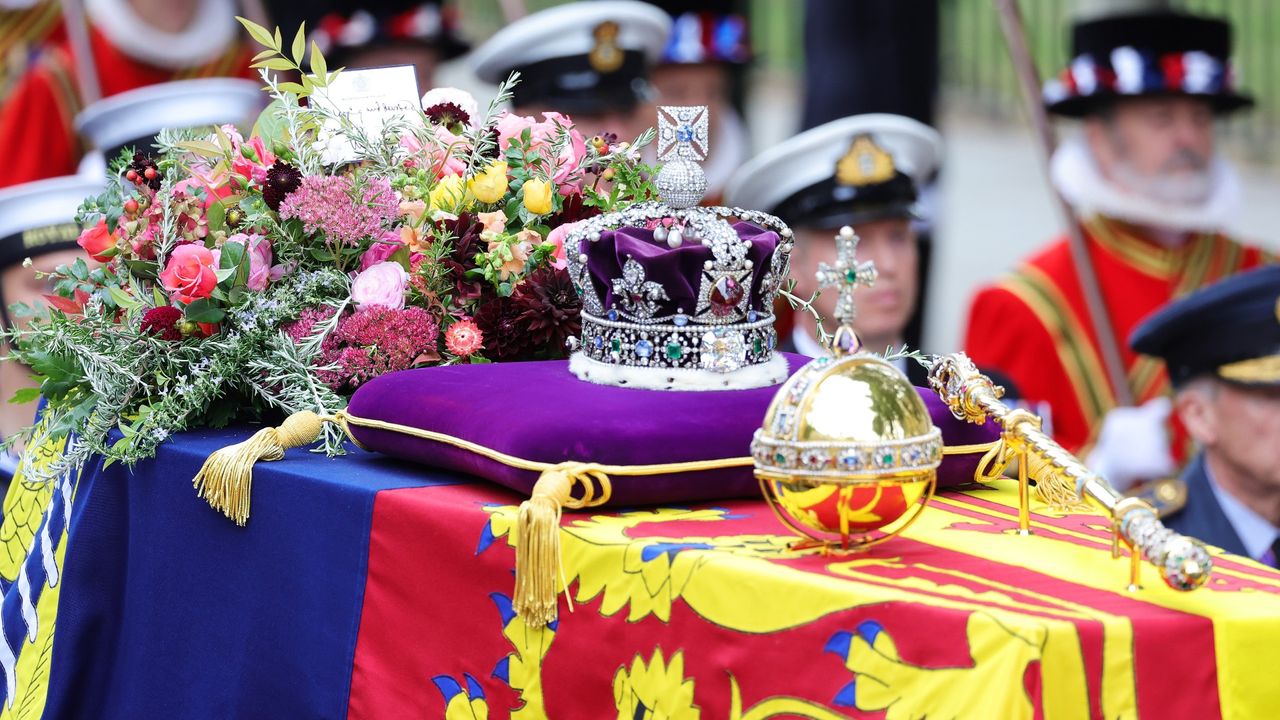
left=236, top=17, right=342, bottom=99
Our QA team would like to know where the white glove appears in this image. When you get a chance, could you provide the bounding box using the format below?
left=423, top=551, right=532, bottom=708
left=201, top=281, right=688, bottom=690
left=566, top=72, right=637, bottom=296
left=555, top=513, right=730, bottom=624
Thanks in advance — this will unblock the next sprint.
left=1085, top=397, right=1176, bottom=493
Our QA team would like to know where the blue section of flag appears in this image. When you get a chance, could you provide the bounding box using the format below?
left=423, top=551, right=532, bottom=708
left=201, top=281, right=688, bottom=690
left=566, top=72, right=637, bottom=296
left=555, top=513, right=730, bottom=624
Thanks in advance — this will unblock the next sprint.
left=35, top=426, right=469, bottom=719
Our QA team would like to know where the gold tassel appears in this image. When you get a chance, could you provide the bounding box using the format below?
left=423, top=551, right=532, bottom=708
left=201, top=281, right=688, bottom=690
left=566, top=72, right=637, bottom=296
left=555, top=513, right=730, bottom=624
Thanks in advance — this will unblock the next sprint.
left=192, top=410, right=326, bottom=526
left=1027, top=454, right=1090, bottom=511
left=513, top=463, right=611, bottom=628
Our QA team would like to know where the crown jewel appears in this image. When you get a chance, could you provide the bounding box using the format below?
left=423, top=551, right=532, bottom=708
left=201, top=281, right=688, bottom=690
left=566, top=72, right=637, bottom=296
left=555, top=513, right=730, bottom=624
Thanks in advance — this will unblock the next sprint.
left=566, top=106, right=795, bottom=390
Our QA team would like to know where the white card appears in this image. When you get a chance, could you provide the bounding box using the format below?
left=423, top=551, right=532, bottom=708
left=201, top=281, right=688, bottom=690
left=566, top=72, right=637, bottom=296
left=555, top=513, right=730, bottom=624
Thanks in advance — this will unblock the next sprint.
left=309, top=65, right=423, bottom=165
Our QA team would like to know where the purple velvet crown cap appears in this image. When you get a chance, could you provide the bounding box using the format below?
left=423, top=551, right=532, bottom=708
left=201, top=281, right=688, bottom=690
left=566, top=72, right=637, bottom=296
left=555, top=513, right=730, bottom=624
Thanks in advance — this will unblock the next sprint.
left=345, top=356, right=1003, bottom=506
left=583, top=221, right=781, bottom=317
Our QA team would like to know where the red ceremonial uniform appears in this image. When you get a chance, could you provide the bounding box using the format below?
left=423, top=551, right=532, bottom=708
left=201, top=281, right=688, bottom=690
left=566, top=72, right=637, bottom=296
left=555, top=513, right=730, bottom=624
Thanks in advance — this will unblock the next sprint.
left=963, top=215, right=1274, bottom=456
left=0, top=1, right=65, bottom=98
left=0, top=24, right=253, bottom=188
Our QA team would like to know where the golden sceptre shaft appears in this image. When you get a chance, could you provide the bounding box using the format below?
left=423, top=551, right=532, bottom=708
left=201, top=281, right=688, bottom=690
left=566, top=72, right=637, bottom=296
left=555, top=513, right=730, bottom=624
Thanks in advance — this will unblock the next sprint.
left=927, top=352, right=1212, bottom=592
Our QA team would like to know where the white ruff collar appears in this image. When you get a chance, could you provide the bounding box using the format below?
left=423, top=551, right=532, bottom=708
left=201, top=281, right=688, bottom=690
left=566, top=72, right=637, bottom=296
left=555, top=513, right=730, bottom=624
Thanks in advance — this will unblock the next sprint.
left=1050, top=135, right=1241, bottom=235
left=86, top=0, right=237, bottom=70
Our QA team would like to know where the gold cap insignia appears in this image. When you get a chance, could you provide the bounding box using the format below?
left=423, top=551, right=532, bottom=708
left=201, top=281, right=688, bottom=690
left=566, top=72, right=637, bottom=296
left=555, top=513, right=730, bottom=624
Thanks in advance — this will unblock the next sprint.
left=589, top=21, right=624, bottom=74
left=835, top=134, right=896, bottom=187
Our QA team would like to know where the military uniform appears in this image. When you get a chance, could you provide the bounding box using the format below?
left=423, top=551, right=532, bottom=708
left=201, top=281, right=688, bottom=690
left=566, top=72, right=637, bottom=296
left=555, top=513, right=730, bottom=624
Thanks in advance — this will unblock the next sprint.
left=1130, top=265, right=1280, bottom=567
left=0, top=0, right=64, bottom=100
left=469, top=0, right=670, bottom=133
left=963, top=11, right=1273, bottom=457
left=0, top=174, right=104, bottom=486
left=0, top=0, right=255, bottom=188
left=966, top=218, right=1271, bottom=456
left=724, top=113, right=949, bottom=388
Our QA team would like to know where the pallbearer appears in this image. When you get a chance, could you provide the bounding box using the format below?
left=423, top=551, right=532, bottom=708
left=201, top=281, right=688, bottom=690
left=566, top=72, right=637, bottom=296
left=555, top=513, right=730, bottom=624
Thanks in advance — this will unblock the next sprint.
left=0, top=174, right=103, bottom=481
left=469, top=0, right=671, bottom=144
left=724, top=114, right=940, bottom=386
left=1130, top=266, right=1280, bottom=566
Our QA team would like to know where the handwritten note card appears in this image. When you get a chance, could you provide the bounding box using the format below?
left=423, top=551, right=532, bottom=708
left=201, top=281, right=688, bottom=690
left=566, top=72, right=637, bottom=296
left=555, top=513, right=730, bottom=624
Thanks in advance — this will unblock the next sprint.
left=310, top=65, right=422, bottom=165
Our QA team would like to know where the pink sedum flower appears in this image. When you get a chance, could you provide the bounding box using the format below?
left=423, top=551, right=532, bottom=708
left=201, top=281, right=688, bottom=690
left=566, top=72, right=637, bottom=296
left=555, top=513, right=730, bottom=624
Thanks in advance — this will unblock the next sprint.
left=278, top=175, right=398, bottom=246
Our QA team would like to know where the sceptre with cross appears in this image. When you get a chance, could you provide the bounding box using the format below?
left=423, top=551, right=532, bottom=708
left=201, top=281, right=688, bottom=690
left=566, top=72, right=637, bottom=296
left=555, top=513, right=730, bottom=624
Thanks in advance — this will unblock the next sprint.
left=815, top=225, right=878, bottom=355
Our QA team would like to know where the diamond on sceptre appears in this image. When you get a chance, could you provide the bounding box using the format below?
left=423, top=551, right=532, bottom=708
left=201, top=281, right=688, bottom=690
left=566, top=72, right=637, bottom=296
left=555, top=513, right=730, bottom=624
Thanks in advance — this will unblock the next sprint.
left=815, top=225, right=878, bottom=354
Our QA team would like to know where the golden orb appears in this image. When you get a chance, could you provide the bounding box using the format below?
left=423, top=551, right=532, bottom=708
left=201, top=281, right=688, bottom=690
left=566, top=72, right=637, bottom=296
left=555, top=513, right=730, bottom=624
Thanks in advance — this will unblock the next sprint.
left=752, top=353, right=942, bottom=551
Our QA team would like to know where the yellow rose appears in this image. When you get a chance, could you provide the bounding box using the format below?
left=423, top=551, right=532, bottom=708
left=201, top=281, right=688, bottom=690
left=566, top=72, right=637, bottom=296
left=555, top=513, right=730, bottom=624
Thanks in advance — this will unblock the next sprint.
left=469, top=161, right=509, bottom=204
left=522, top=177, right=554, bottom=215
left=428, top=175, right=472, bottom=213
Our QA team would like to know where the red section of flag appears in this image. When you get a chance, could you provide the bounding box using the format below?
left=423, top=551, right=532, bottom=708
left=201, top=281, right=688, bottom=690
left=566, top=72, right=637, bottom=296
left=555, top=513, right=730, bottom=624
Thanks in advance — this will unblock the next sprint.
left=348, top=484, right=1223, bottom=718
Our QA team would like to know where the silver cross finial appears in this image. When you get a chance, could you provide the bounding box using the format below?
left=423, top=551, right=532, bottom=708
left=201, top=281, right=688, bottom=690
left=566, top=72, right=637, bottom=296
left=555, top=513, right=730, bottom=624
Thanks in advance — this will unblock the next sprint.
left=816, top=226, right=878, bottom=348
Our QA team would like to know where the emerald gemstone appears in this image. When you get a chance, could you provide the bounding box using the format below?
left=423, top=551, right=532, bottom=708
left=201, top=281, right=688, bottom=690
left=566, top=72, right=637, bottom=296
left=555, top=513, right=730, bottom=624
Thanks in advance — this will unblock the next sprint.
left=665, top=341, right=683, bottom=360
left=611, top=338, right=622, bottom=353
left=753, top=337, right=763, bottom=355
left=845, top=268, right=857, bottom=282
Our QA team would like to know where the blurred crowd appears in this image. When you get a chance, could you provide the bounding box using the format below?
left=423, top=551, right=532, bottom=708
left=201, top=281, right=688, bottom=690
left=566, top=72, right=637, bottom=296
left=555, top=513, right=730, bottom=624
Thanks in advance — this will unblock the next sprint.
left=1, top=0, right=1277, bottom=566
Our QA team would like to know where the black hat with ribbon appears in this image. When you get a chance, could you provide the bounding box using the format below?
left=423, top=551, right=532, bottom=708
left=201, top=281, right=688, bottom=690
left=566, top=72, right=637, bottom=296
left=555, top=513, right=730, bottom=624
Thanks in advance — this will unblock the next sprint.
left=1042, top=10, right=1254, bottom=118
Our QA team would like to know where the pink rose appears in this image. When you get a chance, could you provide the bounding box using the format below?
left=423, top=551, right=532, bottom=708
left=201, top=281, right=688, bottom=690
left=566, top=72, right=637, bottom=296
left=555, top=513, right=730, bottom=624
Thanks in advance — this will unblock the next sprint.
left=214, top=233, right=273, bottom=292
left=360, top=231, right=405, bottom=271
left=77, top=218, right=123, bottom=262
left=232, top=136, right=275, bottom=184
left=351, top=261, right=408, bottom=310
left=159, top=244, right=218, bottom=304
left=544, top=220, right=583, bottom=270
left=495, top=112, right=537, bottom=151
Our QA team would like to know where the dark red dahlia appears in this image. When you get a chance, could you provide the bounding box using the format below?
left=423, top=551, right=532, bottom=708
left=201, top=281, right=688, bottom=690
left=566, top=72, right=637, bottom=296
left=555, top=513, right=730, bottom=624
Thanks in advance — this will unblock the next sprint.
left=140, top=306, right=183, bottom=341
left=437, top=213, right=486, bottom=301
left=477, top=125, right=502, bottom=161
left=511, top=266, right=582, bottom=358
left=472, top=296, right=532, bottom=362
left=262, top=160, right=303, bottom=212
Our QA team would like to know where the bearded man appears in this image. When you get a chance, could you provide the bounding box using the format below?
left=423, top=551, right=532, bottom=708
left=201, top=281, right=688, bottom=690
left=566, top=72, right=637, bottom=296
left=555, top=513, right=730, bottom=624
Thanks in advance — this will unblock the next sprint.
left=963, top=10, right=1273, bottom=490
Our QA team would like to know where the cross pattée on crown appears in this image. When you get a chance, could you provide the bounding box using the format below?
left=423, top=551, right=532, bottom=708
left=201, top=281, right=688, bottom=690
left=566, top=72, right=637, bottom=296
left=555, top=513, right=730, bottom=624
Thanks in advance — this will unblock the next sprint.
left=657, top=105, right=708, bottom=163
left=816, top=226, right=878, bottom=350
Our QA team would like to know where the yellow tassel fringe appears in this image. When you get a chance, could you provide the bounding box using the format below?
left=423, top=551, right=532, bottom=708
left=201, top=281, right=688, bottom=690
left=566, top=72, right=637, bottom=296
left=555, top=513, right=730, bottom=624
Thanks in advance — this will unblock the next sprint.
left=513, top=463, right=612, bottom=628
left=192, top=410, right=325, bottom=526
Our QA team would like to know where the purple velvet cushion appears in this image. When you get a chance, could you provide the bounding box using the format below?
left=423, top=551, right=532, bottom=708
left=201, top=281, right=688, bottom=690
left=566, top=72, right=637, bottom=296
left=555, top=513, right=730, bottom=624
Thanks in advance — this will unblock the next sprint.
left=346, top=354, right=1001, bottom=505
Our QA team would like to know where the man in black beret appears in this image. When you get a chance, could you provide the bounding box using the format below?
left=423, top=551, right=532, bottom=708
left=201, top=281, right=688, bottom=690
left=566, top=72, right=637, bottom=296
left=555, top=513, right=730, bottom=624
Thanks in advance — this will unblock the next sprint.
left=1130, top=265, right=1280, bottom=566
